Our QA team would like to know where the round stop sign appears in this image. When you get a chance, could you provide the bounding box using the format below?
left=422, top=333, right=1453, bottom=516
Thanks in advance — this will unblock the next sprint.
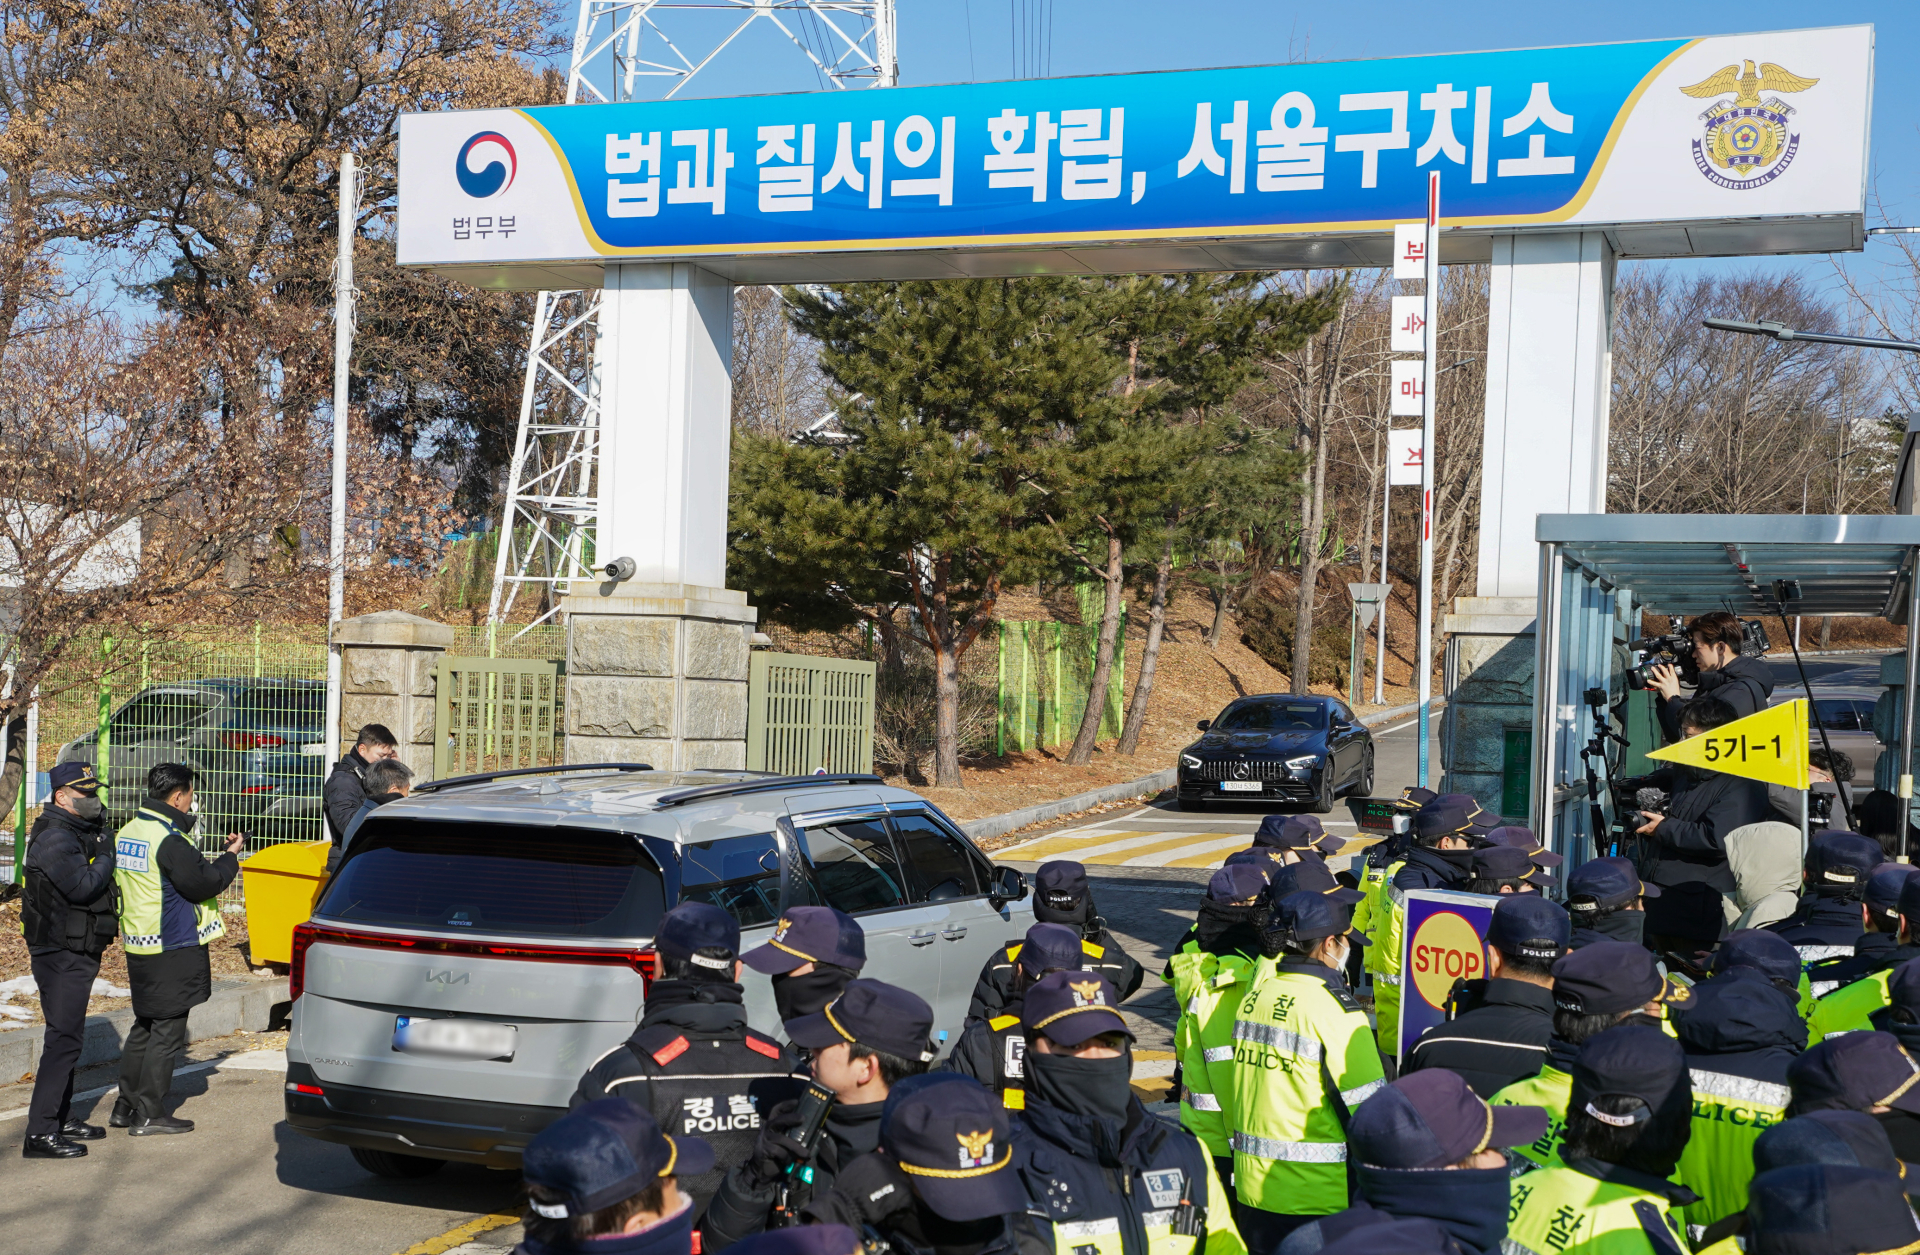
left=1408, top=910, right=1486, bottom=1010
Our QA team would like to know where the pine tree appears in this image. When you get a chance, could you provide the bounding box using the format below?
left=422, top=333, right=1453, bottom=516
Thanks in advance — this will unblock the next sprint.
left=728, top=277, right=1120, bottom=787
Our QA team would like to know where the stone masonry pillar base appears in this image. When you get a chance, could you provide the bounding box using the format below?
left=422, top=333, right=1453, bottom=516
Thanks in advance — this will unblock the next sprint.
left=561, top=582, right=757, bottom=771
left=333, top=610, right=453, bottom=783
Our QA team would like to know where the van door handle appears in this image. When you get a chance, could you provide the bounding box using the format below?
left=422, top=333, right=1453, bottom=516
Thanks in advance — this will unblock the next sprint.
left=942, top=925, right=968, bottom=941
left=909, top=931, right=937, bottom=946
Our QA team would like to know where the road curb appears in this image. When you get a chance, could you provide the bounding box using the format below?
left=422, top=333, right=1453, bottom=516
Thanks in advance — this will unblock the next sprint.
left=960, top=699, right=1445, bottom=844
left=0, top=975, right=289, bottom=1084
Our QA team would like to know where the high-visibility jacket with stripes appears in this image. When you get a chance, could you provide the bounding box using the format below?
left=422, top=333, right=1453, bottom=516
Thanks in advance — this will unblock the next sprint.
left=1806, top=969, right=1893, bottom=1046
left=1224, top=956, right=1383, bottom=1217
left=1674, top=1066, right=1790, bottom=1230
left=1169, top=948, right=1259, bottom=1159
left=1491, top=1062, right=1573, bottom=1172
left=1504, top=1162, right=1692, bottom=1255
left=1361, top=859, right=1406, bottom=1056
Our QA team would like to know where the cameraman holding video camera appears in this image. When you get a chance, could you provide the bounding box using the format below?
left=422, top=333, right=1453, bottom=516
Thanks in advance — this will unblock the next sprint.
left=1646, top=610, right=1776, bottom=742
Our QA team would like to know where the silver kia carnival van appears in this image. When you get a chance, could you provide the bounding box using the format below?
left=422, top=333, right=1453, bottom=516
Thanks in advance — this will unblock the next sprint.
left=283, top=767, right=1032, bottom=1177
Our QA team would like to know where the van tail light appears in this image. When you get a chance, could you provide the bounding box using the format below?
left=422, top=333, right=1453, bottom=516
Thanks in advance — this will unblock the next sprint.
left=287, top=923, right=657, bottom=998
left=287, top=1082, right=324, bottom=1096
left=289, top=921, right=317, bottom=1002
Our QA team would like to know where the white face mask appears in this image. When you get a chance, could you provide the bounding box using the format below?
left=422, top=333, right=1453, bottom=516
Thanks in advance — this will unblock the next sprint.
left=1326, top=938, right=1351, bottom=970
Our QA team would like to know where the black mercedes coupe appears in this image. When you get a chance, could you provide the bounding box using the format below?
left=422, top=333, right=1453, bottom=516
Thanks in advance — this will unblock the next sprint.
left=1174, top=693, right=1374, bottom=813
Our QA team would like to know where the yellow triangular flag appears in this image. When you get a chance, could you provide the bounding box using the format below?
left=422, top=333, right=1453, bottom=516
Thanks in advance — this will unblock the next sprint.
left=1646, top=698, right=1809, bottom=791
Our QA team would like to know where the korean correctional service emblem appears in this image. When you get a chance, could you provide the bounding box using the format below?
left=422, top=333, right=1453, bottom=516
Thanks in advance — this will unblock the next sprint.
left=1680, top=59, right=1819, bottom=189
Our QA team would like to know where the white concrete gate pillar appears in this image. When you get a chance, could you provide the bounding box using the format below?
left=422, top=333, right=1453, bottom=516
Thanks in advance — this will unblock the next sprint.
left=561, top=262, right=758, bottom=770
left=1444, top=232, right=1615, bottom=817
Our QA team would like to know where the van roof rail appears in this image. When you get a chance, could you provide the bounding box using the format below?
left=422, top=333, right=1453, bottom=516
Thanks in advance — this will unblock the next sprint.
left=652, top=774, right=884, bottom=809
left=413, top=763, right=657, bottom=794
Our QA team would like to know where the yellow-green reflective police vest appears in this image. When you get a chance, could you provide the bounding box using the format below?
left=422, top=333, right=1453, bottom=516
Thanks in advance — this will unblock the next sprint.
left=1675, top=1068, right=1789, bottom=1229
left=1224, top=958, right=1383, bottom=1217
left=1806, top=969, right=1892, bottom=1045
left=1492, top=1065, right=1572, bottom=1172
left=113, top=806, right=223, bottom=955
left=1505, top=1165, right=1689, bottom=1255
left=1362, top=859, right=1406, bottom=1056
left=1170, top=949, right=1258, bottom=1159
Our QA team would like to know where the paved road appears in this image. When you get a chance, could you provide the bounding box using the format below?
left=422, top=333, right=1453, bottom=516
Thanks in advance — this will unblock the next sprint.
left=0, top=1033, right=523, bottom=1255
left=994, top=715, right=1438, bottom=1054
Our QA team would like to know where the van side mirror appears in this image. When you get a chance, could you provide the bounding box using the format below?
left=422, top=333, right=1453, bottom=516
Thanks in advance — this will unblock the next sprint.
left=1196, top=720, right=1211, bottom=732
left=989, top=865, right=1028, bottom=908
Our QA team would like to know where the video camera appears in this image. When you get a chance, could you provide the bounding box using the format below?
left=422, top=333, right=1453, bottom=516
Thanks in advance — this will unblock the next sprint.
left=1624, top=615, right=1771, bottom=690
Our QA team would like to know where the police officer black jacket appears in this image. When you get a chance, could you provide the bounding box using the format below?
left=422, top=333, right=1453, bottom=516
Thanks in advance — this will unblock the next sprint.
left=702, top=1098, right=884, bottom=1249
left=966, top=925, right=1142, bottom=1025
left=571, top=979, right=803, bottom=1212
left=1400, top=977, right=1555, bottom=1099
left=21, top=803, right=117, bottom=956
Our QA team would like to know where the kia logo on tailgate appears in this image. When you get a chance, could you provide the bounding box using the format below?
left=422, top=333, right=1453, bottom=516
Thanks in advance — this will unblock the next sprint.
left=426, top=970, right=470, bottom=986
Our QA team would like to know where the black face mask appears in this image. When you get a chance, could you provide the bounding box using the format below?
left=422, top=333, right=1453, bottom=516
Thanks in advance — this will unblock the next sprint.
left=889, top=1194, right=1008, bottom=1255
left=1357, top=1162, right=1514, bottom=1255
left=71, top=796, right=105, bottom=821
left=1026, top=1045, right=1132, bottom=1128
left=1195, top=900, right=1264, bottom=959
left=772, top=964, right=855, bottom=1023
left=1588, top=909, right=1647, bottom=946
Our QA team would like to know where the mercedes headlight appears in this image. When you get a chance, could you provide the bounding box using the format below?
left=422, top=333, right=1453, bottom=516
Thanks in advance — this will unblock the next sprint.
left=1285, top=755, right=1320, bottom=772
left=1181, top=754, right=1202, bottom=770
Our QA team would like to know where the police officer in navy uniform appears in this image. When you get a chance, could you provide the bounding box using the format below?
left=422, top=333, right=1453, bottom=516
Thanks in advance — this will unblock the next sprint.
left=572, top=903, right=804, bottom=1214
left=1806, top=864, right=1920, bottom=997
left=1233, top=815, right=1344, bottom=872
left=968, top=861, right=1141, bottom=1023
left=1767, top=832, right=1888, bottom=963
left=1004, top=971, right=1242, bottom=1255
left=20, top=761, right=116, bottom=1159
left=939, top=924, right=1084, bottom=1106
left=739, top=905, right=867, bottom=1026
left=703, top=980, right=936, bottom=1249
left=801, top=1075, right=1042, bottom=1255
left=516, top=1098, right=715, bottom=1255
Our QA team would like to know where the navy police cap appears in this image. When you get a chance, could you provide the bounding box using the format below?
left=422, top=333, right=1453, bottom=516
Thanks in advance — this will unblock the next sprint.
left=1207, top=863, right=1270, bottom=904
left=880, top=1078, right=1026, bottom=1222
left=742, top=905, right=866, bottom=976
left=1014, top=922, right=1086, bottom=978
left=1713, top=929, right=1804, bottom=987
left=1566, top=855, right=1660, bottom=914
left=654, top=901, right=740, bottom=966
left=1748, top=1164, right=1920, bottom=1255
left=522, top=1098, right=715, bottom=1220
left=785, top=979, right=937, bottom=1063
left=1021, top=970, right=1132, bottom=1046
left=1486, top=894, right=1571, bottom=962
left=1348, top=1069, right=1548, bottom=1170
left=1269, top=858, right=1365, bottom=906
left=1788, top=1032, right=1920, bottom=1119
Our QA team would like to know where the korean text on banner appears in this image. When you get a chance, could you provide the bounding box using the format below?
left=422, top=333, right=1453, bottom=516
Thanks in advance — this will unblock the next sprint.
left=1645, top=698, right=1809, bottom=790
left=1398, top=889, right=1498, bottom=1059
left=1390, top=359, right=1425, bottom=417
left=1388, top=428, right=1423, bottom=486
left=1392, top=224, right=1428, bottom=280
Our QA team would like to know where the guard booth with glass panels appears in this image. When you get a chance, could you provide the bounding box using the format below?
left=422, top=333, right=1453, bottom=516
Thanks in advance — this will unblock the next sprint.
left=1531, top=514, right=1920, bottom=866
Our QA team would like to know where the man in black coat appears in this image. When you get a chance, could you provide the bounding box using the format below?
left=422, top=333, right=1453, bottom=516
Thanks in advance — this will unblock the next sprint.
left=1565, top=857, right=1658, bottom=951
left=325, top=756, right=413, bottom=875
left=1636, top=697, right=1771, bottom=954
left=571, top=902, right=805, bottom=1214
left=20, top=762, right=117, bottom=1158
left=1402, top=895, right=1569, bottom=1098
left=322, top=722, right=398, bottom=842
left=1647, top=610, right=1775, bottom=742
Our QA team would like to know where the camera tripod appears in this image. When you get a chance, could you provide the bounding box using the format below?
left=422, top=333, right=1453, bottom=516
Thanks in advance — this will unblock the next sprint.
left=1578, top=686, right=1633, bottom=860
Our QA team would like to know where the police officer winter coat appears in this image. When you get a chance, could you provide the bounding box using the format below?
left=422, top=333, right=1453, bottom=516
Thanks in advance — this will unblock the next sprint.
left=22, top=792, right=118, bottom=958
left=1669, top=968, right=1803, bottom=1227
left=942, top=923, right=1086, bottom=1105
left=571, top=905, right=803, bottom=1212
left=967, top=862, right=1141, bottom=1024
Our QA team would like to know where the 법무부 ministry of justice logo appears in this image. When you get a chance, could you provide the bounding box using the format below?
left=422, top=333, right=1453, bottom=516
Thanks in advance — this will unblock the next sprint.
left=1679, top=59, right=1820, bottom=190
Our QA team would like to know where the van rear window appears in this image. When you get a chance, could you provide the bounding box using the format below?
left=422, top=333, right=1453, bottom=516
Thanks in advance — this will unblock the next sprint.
left=319, top=820, right=666, bottom=938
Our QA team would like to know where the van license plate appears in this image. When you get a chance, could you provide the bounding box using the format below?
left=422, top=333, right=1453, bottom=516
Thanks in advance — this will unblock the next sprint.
left=393, top=1016, right=516, bottom=1061
left=1219, top=781, right=1263, bottom=792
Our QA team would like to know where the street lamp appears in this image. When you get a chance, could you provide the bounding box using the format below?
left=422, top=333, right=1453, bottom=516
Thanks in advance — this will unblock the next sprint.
left=1701, top=317, right=1920, bottom=355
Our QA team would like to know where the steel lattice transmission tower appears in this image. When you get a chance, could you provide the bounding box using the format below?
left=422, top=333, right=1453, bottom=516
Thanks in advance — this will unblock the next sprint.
left=488, top=0, right=898, bottom=630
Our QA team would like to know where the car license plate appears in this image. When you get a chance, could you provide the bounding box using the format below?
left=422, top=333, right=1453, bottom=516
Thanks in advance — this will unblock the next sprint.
left=393, top=1016, right=516, bottom=1061
left=1219, top=781, right=1263, bottom=792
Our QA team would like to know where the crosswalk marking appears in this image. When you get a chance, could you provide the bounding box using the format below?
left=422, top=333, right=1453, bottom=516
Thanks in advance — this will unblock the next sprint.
left=1000, top=829, right=1246, bottom=864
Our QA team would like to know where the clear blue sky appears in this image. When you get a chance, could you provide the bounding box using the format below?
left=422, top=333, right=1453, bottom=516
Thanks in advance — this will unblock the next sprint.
left=637, top=1, right=1919, bottom=288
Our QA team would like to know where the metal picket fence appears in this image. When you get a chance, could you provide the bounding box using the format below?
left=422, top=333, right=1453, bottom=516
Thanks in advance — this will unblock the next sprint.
left=747, top=652, right=876, bottom=775
left=994, top=617, right=1127, bottom=754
